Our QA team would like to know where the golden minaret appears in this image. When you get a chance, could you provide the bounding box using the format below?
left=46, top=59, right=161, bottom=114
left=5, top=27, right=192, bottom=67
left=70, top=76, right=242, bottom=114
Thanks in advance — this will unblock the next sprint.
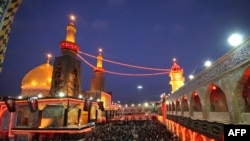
left=49, top=15, right=82, bottom=97
left=90, top=48, right=105, bottom=91
left=169, top=58, right=185, bottom=93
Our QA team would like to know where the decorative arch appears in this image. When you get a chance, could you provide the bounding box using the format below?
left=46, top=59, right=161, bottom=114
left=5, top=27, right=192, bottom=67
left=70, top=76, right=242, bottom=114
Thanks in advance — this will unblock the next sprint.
left=0, top=107, right=8, bottom=131
left=0, top=107, right=7, bottom=118
left=182, top=96, right=189, bottom=111
left=168, top=103, right=172, bottom=111
left=191, top=91, right=202, bottom=112
left=195, top=134, right=204, bottom=141
left=209, top=83, right=228, bottom=112
left=169, top=121, right=174, bottom=132
left=176, top=99, right=181, bottom=111
left=0, top=107, right=10, bottom=132
left=173, top=123, right=177, bottom=134
left=241, top=67, right=250, bottom=112
left=171, top=102, right=176, bottom=112
left=184, top=128, right=191, bottom=141
left=166, top=104, right=169, bottom=112
left=178, top=124, right=183, bottom=141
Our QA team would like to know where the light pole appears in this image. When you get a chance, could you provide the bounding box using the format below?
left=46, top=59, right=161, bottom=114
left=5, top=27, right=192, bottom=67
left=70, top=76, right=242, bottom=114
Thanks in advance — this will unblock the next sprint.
left=137, top=85, right=143, bottom=103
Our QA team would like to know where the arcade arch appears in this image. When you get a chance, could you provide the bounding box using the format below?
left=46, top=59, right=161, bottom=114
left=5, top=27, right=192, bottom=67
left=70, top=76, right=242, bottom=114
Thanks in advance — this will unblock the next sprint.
left=209, top=83, right=228, bottom=112
left=195, top=134, right=204, bottom=141
left=241, top=68, right=250, bottom=112
left=190, top=91, right=202, bottom=112
left=176, top=100, right=181, bottom=111
left=182, top=96, right=189, bottom=111
left=171, top=102, right=175, bottom=112
left=168, top=103, right=172, bottom=111
left=184, top=129, right=191, bottom=141
left=0, top=108, right=10, bottom=132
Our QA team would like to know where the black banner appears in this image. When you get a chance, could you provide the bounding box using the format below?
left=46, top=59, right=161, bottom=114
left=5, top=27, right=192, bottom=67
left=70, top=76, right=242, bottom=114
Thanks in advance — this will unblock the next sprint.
left=4, top=97, right=16, bottom=112
left=27, top=97, right=38, bottom=113
left=98, top=101, right=105, bottom=111
left=84, top=99, right=92, bottom=111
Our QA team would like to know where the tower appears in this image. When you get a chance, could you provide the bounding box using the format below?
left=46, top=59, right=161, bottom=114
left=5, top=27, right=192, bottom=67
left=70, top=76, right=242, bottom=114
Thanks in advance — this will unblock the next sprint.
left=90, top=48, right=105, bottom=91
left=169, top=58, right=185, bottom=93
left=49, top=15, right=82, bottom=97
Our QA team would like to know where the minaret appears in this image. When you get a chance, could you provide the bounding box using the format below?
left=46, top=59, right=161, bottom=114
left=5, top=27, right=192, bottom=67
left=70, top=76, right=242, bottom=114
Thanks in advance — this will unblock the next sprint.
left=90, top=48, right=105, bottom=91
left=49, top=15, right=82, bottom=97
left=169, top=58, right=185, bottom=93
left=60, top=15, right=79, bottom=57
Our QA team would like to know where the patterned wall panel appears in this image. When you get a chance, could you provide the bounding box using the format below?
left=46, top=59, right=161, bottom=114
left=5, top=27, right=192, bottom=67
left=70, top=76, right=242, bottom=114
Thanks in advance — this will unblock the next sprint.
left=0, top=0, right=22, bottom=73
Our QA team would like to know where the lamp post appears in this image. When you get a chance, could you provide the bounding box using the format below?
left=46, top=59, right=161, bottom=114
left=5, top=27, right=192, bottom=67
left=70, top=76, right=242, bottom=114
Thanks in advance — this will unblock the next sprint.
left=137, top=85, right=143, bottom=103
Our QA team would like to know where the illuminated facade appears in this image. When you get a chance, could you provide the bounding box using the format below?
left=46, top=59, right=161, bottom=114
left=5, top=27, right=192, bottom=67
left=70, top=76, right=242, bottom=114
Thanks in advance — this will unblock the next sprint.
left=159, top=38, right=250, bottom=141
left=169, top=58, right=185, bottom=93
left=0, top=17, right=114, bottom=140
left=3, top=1, right=248, bottom=141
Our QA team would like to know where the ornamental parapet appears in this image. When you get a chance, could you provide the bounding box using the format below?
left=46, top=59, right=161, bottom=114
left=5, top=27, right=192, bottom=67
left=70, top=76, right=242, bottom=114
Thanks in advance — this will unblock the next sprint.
left=167, top=114, right=224, bottom=141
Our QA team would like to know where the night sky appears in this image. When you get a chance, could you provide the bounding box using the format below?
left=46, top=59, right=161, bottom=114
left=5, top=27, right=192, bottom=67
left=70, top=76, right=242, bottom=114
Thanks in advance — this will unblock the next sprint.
left=0, top=0, right=250, bottom=103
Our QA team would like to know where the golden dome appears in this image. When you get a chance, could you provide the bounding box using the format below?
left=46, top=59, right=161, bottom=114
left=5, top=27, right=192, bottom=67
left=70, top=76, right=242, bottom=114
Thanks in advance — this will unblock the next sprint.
left=21, top=63, right=53, bottom=89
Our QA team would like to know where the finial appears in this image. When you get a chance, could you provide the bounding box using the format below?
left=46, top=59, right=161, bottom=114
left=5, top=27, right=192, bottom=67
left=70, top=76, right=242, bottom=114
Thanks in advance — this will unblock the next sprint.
left=173, top=58, right=176, bottom=63
left=98, top=48, right=103, bottom=55
left=70, top=14, right=76, bottom=25
left=47, top=53, right=52, bottom=64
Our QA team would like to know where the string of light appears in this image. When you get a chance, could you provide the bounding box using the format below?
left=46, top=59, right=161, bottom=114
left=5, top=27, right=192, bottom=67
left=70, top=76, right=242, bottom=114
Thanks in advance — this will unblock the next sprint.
left=77, top=54, right=170, bottom=76
left=78, top=51, right=170, bottom=72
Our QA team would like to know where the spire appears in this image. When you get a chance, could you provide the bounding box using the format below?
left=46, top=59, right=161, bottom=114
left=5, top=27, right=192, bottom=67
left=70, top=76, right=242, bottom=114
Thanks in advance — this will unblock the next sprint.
left=46, top=53, right=52, bottom=64
left=66, top=15, right=76, bottom=43
left=69, top=15, right=76, bottom=25
left=60, top=15, right=80, bottom=56
left=97, top=48, right=103, bottom=68
left=95, top=48, right=104, bottom=72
